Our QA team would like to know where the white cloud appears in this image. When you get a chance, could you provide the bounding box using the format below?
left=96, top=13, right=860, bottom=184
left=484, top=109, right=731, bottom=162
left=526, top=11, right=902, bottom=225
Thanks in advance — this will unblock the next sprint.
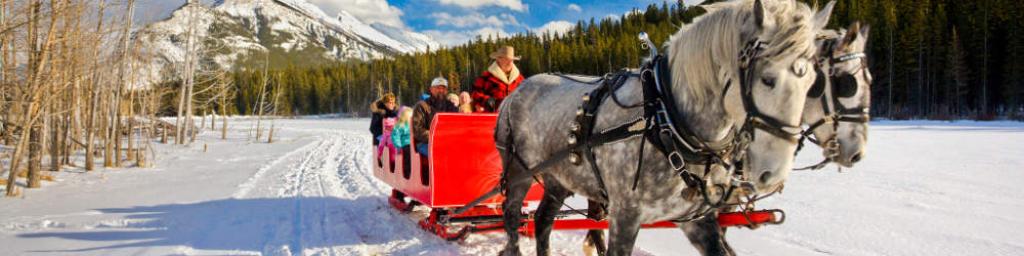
left=534, top=20, right=574, bottom=36
left=567, top=4, right=582, bottom=12
left=425, top=27, right=511, bottom=47
left=437, top=0, right=527, bottom=12
left=307, top=0, right=407, bottom=28
left=429, top=12, right=520, bottom=28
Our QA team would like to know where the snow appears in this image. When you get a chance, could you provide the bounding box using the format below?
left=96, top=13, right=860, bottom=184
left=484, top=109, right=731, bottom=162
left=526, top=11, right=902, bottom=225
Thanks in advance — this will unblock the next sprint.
left=1, top=119, right=1022, bottom=255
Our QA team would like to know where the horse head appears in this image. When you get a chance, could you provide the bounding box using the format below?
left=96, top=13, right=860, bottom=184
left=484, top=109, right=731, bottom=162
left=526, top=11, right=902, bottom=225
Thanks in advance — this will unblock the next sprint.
left=804, top=20, right=873, bottom=168
left=667, top=0, right=831, bottom=194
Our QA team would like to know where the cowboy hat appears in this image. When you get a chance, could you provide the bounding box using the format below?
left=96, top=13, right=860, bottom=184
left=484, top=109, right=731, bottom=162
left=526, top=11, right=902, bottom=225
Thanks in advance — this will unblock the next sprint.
left=489, top=46, right=521, bottom=60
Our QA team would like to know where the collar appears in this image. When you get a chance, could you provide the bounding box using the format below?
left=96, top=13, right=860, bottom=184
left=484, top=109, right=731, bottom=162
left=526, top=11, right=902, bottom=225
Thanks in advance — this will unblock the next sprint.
left=488, top=62, right=520, bottom=84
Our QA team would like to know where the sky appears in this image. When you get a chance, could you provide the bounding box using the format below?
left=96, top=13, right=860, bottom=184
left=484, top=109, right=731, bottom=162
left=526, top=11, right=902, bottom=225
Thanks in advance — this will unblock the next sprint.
left=135, top=0, right=704, bottom=47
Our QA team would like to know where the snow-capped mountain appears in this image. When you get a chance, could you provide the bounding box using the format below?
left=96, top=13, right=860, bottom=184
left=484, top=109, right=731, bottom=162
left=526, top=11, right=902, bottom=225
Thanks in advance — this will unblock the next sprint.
left=134, top=0, right=438, bottom=85
left=370, top=23, right=439, bottom=53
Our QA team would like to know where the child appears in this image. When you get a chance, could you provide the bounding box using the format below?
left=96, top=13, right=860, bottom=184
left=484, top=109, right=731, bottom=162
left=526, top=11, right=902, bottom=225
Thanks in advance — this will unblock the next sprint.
left=377, top=116, right=397, bottom=165
left=391, top=107, right=414, bottom=177
left=459, top=92, right=473, bottom=113
left=447, top=93, right=461, bottom=108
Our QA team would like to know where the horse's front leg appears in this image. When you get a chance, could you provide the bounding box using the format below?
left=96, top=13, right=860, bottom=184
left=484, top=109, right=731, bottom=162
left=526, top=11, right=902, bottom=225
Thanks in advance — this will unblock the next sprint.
left=680, top=211, right=734, bottom=256
left=606, top=205, right=642, bottom=256
left=583, top=200, right=607, bottom=256
left=534, top=177, right=571, bottom=256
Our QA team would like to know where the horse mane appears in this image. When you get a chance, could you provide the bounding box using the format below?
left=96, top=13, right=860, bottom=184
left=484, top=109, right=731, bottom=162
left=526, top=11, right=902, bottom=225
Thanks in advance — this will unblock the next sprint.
left=665, top=0, right=818, bottom=110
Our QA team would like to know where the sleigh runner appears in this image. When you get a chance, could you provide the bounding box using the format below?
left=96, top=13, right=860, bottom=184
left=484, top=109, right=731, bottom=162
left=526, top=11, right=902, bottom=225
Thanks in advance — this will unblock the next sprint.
left=372, top=113, right=784, bottom=241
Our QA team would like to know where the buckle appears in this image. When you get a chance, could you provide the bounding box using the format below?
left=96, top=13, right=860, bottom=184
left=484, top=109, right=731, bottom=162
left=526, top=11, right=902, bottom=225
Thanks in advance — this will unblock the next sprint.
left=656, top=110, right=672, bottom=128
left=668, top=151, right=686, bottom=171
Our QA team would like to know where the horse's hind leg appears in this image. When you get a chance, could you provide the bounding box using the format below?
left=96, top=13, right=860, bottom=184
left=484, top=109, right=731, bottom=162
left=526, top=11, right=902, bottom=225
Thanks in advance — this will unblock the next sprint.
left=534, top=177, right=570, bottom=256
left=583, top=200, right=607, bottom=256
left=499, top=167, right=531, bottom=256
left=500, top=182, right=530, bottom=256
left=680, top=211, right=734, bottom=256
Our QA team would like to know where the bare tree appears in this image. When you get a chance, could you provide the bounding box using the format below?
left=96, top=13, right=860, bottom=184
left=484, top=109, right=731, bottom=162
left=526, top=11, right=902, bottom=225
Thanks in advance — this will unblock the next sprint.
left=3, top=0, right=164, bottom=197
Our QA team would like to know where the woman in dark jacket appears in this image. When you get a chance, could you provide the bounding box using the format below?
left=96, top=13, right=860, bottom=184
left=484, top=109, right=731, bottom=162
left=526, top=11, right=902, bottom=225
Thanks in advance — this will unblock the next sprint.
left=369, top=93, right=397, bottom=146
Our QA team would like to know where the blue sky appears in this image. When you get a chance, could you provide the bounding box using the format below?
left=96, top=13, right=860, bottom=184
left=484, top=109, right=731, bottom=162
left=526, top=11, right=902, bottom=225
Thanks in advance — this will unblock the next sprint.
left=137, top=0, right=703, bottom=46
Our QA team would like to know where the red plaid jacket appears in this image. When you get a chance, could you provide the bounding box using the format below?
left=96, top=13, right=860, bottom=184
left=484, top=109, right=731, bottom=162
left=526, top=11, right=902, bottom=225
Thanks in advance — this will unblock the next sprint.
left=471, top=71, right=523, bottom=112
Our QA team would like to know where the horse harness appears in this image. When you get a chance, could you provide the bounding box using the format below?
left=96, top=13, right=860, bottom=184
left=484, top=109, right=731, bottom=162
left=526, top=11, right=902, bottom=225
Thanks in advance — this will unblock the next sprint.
left=447, top=37, right=803, bottom=223
left=795, top=35, right=871, bottom=170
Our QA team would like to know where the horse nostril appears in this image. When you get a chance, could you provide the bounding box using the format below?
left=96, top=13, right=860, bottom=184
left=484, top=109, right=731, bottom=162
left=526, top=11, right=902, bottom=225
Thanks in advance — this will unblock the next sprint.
left=850, top=152, right=863, bottom=163
left=759, top=171, right=773, bottom=184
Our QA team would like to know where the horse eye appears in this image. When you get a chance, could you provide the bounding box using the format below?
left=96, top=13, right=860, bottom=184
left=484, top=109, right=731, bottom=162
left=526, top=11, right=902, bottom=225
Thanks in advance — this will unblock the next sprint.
left=792, top=60, right=808, bottom=77
left=836, top=74, right=858, bottom=98
left=761, top=77, right=776, bottom=88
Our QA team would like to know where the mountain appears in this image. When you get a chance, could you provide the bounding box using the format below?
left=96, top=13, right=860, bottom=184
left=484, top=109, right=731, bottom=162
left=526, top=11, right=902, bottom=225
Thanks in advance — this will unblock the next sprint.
left=134, top=0, right=438, bottom=85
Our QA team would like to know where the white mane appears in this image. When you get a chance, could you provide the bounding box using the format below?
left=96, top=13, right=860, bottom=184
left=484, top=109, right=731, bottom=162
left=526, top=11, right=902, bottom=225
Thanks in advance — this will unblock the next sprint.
left=665, top=0, right=819, bottom=109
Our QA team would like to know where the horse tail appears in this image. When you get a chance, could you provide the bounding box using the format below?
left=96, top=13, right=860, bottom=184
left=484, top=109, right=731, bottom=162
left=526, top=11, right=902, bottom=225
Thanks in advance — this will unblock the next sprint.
left=494, top=98, right=514, bottom=153
left=494, top=94, right=519, bottom=194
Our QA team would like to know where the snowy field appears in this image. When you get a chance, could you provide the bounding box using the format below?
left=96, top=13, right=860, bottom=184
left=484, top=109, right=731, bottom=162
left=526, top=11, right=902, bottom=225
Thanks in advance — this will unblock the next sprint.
left=1, top=118, right=1022, bottom=255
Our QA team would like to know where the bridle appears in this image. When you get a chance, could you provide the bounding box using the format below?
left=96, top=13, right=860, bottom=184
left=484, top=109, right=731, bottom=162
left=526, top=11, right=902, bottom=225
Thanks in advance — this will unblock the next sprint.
left=735, top=40, right=807, bottom=150
left=636, top=32, right=811, bottom=213
left=796, top=36, right=871, bottom=170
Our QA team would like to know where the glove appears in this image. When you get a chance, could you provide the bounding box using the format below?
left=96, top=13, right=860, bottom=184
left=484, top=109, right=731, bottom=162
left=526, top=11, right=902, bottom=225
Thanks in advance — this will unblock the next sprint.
left=486, top=98, right=497, bottom=110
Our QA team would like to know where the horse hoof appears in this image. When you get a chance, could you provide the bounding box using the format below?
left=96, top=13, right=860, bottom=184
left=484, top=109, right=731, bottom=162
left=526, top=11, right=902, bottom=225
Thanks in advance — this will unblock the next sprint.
left=499, top=247, right=521, bottom=256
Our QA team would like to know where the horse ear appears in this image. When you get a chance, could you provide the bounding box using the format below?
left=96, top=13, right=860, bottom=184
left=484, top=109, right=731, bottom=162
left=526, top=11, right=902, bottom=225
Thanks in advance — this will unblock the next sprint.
left=814, top=1, right=836, bottom=30
left=754, top=0, right=766, bottom=28
left=859, top=24, right=871, bottom=41
left=841, top=22, right=861, bottom=47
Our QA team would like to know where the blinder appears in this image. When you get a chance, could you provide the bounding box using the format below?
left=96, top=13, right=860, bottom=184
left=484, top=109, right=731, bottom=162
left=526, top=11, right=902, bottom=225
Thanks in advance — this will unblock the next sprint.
left=834, top=74, right=858, bottom=98
left=807, top=71, right=826, bottom=98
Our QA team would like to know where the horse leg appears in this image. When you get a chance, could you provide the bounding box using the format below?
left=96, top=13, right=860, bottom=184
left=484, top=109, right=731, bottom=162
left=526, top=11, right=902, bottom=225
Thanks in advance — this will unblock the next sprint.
left=500, top=174, right=531, bottom=256
left=606, top=207, right=642, bottom=256
left=680, top=211, right=734, bottom=256
left=722, top=229, right=736, bottom=256
left=583, top=200, right=607, bottom=256
left=535, top=178, right=571, bottom=256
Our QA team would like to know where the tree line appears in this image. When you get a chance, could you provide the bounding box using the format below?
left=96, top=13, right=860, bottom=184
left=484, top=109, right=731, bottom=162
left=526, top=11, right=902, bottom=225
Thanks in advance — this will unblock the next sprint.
left=228, top=0, right=1024, bottom=121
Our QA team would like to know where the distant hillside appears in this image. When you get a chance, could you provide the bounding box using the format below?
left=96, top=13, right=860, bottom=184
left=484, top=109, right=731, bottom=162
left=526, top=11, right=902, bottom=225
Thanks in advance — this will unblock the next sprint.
left=134, top=0, right=438, bottom=86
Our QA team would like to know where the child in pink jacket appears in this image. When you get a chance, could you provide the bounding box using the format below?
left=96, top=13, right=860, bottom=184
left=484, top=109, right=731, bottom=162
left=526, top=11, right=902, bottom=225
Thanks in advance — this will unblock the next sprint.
left=377, top=117, right=397, bottom=164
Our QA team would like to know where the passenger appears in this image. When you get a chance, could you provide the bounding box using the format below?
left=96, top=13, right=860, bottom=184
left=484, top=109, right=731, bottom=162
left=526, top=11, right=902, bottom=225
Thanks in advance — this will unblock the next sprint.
left=471, top=46, right=524, bottom=113
left=376, top=117, right=397, bottom=165
left=458, top=92, right=474, bottom=113
left=412, top=77, right=459, bottom=157
left=392, top=107, right=413, bottom=177
left=447, top=93, right=461, bottom=108
left=369, top=93, right=398, bottom=146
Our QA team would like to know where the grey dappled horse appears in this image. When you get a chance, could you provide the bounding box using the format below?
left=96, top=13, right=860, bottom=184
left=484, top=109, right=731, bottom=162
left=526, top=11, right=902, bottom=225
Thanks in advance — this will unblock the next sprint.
left=676, top=19, right=877, bottom=256
left=801, top=22, right=873, bottom=168
left=493, top=0, right=829, bottom=255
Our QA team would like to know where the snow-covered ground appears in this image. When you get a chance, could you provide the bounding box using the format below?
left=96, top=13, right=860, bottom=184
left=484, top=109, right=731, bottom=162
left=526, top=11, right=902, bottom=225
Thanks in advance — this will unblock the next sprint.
left=0, top=119, right=1021, bottom=255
